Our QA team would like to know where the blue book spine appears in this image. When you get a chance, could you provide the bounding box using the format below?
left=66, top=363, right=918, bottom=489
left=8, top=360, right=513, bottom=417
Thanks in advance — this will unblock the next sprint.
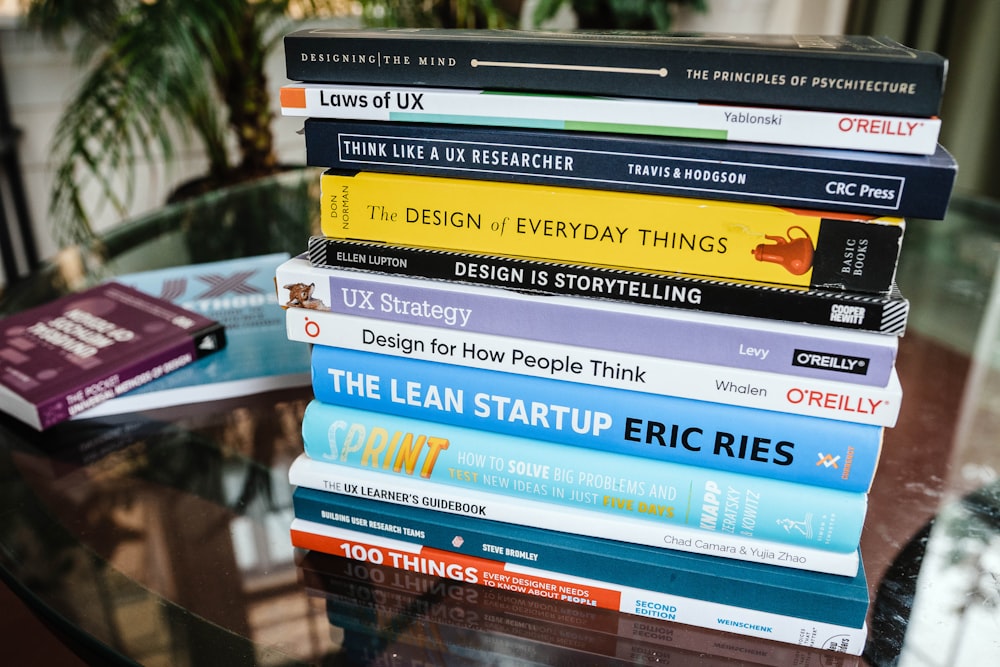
left=300, top=401, right=868, bottom=552
left=304, top=119, right=957, bottom=219
left=311, top=345, right=882, bottom=492
left=291, top=486, right=869, bottom=628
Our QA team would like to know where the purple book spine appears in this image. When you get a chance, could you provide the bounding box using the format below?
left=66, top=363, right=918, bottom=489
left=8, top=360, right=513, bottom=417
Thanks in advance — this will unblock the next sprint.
left=277, top=258, right=897, bottom=386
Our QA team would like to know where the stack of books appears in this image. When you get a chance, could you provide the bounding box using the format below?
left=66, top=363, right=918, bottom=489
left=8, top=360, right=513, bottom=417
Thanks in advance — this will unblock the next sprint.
left=274, top=28, right=956, bottom=657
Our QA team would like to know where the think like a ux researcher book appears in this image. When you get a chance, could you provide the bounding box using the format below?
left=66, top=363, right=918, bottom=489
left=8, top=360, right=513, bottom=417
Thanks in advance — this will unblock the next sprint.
left=0, top=283, right=226, bottom=430
left=300, top=401, right=868, bottom=553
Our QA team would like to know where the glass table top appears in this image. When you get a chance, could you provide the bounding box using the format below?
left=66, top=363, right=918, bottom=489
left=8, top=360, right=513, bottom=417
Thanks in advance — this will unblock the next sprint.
left=1, top=171, right=999, bottom=666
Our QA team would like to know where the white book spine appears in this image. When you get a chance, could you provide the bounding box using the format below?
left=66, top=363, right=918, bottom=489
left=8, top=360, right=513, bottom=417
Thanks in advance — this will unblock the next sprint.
left=288, top=454, right=861, bottom=577
left=280, top=83, right=940, bottom=155
left=284, top=308, right=901, bottom=427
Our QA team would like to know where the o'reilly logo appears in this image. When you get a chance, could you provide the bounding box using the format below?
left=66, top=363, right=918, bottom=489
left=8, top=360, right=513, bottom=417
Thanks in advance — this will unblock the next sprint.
left=792, top=349, right=869, bottom=375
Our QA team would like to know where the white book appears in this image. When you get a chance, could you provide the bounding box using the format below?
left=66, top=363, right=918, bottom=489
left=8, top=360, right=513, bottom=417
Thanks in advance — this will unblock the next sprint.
left=280, top=82, right=940, bottom=155
left=283, top=308, right=901, bottom=427
left=288, top=454, right=861, bottom=577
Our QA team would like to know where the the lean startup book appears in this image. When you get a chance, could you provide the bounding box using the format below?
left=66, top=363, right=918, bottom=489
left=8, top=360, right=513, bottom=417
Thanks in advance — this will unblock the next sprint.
left=80, top=253, right=311, bottom=418
left=0, top=282, right=226, bottom=430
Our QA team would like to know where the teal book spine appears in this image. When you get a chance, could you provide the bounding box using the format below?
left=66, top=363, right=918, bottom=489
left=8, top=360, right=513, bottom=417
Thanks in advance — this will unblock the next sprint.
left=300, top=401, right=867, bottom=552
left=311, top=345, right=882, bottom=492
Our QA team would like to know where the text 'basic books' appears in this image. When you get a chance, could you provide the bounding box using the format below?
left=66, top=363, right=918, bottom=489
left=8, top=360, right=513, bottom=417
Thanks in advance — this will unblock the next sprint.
left=275, top=25, right=955, bottom=658
left=0, top=282, right=226, bottom=430
left=315, top=169, right=906, bottom=294
left=306, top=236, right=912, bottom=336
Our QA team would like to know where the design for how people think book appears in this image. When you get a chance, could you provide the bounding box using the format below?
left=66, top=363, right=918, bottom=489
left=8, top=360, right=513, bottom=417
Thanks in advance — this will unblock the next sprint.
left=300, top=401, right=869, bottom=553
left=284, top=308, right=904, bottom=428
left=281, top=84, right=942, bottom=155
left=307, top=236, right=912, bottom=336
left=302, top=118, right=957, bottom=219
left=284, top=28, right=946, bottom=118
left=292, top=487, right=871, bottom=631
left=309, top=345, right=884, bottom=493
left=81, top=254, right=311, bottom=418
left=0, top=282, right=225, bottom=430
left=276, top=256, right=900, bottom=388
left=316, top=170, right=905, bottom=294
left=288, top=454, right=862, bottom=575
left=289, top=518, right=868, bottom=654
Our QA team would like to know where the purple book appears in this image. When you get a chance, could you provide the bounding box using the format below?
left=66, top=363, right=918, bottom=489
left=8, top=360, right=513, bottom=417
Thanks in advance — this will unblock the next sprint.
left=0, top=282, right=226, bottom=430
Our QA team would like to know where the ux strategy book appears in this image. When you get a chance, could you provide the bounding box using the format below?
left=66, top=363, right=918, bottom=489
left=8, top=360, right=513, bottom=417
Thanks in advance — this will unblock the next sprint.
left=284, top=29, right=946, bottom=117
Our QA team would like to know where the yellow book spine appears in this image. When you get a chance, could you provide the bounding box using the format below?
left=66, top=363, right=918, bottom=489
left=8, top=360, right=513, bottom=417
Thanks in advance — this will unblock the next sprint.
left=320, top=171, right=904, bottom=291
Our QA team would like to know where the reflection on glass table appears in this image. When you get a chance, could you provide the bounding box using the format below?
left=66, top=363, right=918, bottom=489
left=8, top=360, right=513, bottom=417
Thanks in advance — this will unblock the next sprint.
left=0, top=181, right=999, bottom=665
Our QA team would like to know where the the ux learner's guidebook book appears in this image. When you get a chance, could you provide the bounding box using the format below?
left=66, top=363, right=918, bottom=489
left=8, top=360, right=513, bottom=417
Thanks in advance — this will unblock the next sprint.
left=0, top=282, right=226, bottom=430
left=82, top=253, right=311, bottom=418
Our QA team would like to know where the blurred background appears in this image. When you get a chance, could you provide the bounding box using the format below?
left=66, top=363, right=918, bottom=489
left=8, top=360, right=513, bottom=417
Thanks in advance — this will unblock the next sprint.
left=0, top=0, right=997, bottom=289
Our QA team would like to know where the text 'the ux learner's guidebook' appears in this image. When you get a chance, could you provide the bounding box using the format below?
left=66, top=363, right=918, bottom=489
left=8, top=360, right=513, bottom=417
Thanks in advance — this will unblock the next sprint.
left=0, top=282, right=226, bottom=430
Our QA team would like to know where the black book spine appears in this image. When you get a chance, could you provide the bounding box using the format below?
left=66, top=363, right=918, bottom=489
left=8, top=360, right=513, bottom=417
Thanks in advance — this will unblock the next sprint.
left=303, top=119, right=957, bottom=219
left=306, top=237, right=909, bottom=335
left=284, top=30, right=946, bottom=117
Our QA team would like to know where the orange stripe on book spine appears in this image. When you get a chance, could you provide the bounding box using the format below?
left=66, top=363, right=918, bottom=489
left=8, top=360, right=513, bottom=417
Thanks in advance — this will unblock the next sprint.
left=289, top=529, right=623, bottom=609
left=280, top=87, right=307, bottom=108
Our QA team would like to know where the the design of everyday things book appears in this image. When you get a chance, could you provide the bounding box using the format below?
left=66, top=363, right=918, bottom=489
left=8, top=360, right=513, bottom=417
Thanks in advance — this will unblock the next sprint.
left=81, top=254, right=311, bottom=418
left=0, top=282, right=226, bottom=429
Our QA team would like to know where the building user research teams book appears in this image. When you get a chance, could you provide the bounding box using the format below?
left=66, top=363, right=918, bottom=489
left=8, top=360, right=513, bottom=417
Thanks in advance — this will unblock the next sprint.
left=302, top=119, right=957, bottom=220
left=0, top=282, right=226, bottom=430
left=315, top=170, right=905, bottom=295
left=279, top=83, right=941, bottom=156
left=291, top=487, right=870, bottom=630
left=80, top=254, right=310, bottom=418
left=308, top=345, right=883, bottom=493
left=276, top=255, right=899, bottom=388
left=299, top=401, right=868, bottom=553
left=284, top=308, right=903, bottom=428
left=284, top=28, right=946, bottom=118
left=288, top=454, right=862, bottom=576
left=307, top=236, right=911, bottom=336
left=289, top=518, right=868, bottom=654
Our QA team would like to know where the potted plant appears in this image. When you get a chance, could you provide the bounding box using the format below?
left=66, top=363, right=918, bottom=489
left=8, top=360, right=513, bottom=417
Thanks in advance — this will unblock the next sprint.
left=530, top=0, right=707, bottom=30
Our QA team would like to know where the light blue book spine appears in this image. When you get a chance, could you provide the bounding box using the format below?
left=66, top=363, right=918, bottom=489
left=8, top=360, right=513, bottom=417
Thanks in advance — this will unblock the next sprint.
left=311, top=345, right=882, bottom=492
left=300, top=401, right=868, bottom=552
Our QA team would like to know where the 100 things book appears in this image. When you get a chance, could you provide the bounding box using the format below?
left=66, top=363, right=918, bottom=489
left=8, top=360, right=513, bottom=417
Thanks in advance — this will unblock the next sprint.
left=0, top=282, right=226, bottom=429
left=81, top=253, right=311, bottom=418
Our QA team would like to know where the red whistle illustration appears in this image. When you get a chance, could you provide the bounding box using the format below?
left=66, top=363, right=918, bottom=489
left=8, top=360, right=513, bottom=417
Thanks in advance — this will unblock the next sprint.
left=751, top=226, right=815, bottom=275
